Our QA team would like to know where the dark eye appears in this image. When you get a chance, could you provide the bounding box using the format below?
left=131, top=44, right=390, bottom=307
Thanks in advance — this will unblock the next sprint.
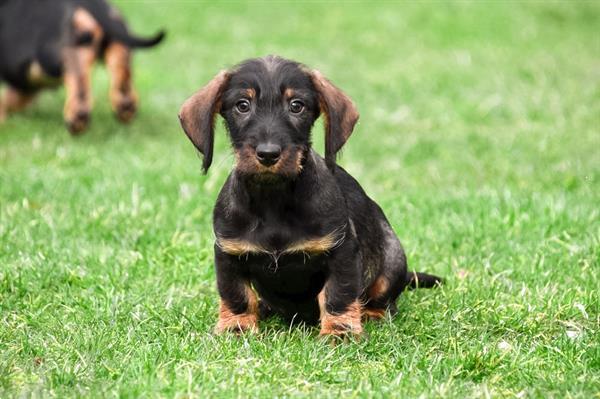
left=289, top=99, right=305, bottom=114
left=236, top=99, right=251, bottom=113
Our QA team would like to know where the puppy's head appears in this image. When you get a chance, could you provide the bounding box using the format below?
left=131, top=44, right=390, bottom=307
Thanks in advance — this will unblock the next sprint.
left=179, top=55, right=359, bottom=176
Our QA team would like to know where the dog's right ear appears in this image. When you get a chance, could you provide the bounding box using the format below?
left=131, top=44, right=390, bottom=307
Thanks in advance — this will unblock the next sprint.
left=178, top=71, right=229, bottom=173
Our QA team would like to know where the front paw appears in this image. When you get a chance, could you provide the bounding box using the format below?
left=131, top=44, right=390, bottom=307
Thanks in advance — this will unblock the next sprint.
left=318, top=295, right=363, bottom=339
left=319, top=303, right=363, bottom=338
left=215, top=299, right=259, bottom=334
left=319, top=319, right=363, bottom=338
left=215, top=313, right=258, bottom=334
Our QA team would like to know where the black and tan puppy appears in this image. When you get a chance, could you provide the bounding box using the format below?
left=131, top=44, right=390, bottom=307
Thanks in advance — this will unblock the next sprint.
left=179, top=56, right=442, bottom=337
left=0, top=0, right=164, bottom=133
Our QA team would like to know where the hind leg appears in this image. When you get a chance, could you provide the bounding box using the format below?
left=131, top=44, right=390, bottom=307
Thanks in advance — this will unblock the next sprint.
left=105, top=42, right=137, bottom=123
left=62, top=46, right=94, bottom=134
left=1, top=95, right=6, bottom=122
left=363, top=272, right=405, bottom=320
left=0, top=87, right=37, bottom=121
left=363, top=229, right=409, bottom=320
left=258, top=299, right=274, bottom=319
left=62, top=8, right=102, bottom=134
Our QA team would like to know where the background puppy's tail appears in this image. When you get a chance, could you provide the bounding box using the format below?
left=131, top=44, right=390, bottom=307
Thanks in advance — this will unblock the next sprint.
left=78, top=2, right=166, bottom=49
left=407, top=271, right=443, bottom=289
left=115, top=30, right=166, bottom=49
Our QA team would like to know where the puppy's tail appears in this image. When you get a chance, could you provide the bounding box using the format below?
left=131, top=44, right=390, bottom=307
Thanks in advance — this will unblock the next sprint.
left=406, top=271, right=443, bottom=289
left=114, top=30, right=166, bottom=49
left=77, top=2, right=166, bottom=49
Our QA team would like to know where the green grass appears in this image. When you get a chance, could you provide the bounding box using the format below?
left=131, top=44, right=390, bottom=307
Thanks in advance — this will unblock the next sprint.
left=1, top=1, right=599, bottom=397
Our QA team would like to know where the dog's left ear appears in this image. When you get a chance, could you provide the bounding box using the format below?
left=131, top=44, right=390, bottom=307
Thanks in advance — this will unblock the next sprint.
left=310, top=70, right=359, bottom=169
left=178, top=71, right=229, bottom=173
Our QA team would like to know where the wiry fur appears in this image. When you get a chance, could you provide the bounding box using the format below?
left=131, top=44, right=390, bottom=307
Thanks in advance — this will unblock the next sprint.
left=179, top=56, right=443, bottom=336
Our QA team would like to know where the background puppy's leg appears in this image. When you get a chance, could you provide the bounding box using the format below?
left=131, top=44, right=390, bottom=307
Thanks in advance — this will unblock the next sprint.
left=0, top=87, right=36, bottom=121
left=214, top=247, right=259, bottom=333
left=0, top=89, right=7, bottom=122
left=105, top=42, right=137, bottom=123
left=62, top=46, right=94, bottom=134
left=318, top=239, right=363, bottom=337
left=62, top=8, right=102, bottom=134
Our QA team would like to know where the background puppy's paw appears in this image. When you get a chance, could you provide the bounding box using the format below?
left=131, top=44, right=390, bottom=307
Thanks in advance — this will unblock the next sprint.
left=114, top=98, right=137, bottom=123
left=65, top=110, right=90, bottom=135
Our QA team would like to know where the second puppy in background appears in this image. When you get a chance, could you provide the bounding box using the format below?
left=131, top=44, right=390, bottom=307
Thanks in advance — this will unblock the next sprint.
left=0, top=0, right=165, bottom=133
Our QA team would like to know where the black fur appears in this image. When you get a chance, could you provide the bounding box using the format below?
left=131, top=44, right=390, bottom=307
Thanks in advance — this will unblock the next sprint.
left=179, top=56, right=442, bottom=333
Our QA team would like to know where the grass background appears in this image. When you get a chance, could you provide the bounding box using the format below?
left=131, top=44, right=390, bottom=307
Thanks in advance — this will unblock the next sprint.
left=1, top=1, right=598, bottom=397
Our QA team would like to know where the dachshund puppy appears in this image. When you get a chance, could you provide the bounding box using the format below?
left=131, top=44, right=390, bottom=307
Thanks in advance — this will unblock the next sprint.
left=179, top=56, right=442, bottom=337
left=0, top=0, right=164, bottom=133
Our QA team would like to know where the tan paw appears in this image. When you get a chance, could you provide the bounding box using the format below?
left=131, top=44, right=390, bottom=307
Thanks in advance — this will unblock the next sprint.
left=65, top=109, right=90, bottom=135
left=214, top=313, right=258, bottom=334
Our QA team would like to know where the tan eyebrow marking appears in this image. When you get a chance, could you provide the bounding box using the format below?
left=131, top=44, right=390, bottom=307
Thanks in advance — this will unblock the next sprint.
left=244, top=88, right=256, bottom=99
left=284, top=88, right=295, bottom=99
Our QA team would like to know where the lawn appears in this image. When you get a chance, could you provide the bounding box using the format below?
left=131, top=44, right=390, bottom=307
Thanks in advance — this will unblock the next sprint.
left=1, top=1, right=598, bottom=397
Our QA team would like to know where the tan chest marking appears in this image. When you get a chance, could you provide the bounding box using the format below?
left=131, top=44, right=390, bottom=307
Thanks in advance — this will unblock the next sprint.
left=283, top=234, right=341, bottom=254
left=217, top=239, right=267, bottom=256
left=217, top=231, right=343, bottom=256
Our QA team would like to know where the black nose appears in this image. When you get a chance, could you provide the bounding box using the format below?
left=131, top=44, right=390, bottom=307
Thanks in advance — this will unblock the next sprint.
left=256, top=143, right=282, bottom=166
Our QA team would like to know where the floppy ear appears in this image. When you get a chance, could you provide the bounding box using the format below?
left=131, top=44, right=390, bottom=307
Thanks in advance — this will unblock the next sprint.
left=310, top=70, right=359, bottom=169
left=178, top=70, right=229, bottom=173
